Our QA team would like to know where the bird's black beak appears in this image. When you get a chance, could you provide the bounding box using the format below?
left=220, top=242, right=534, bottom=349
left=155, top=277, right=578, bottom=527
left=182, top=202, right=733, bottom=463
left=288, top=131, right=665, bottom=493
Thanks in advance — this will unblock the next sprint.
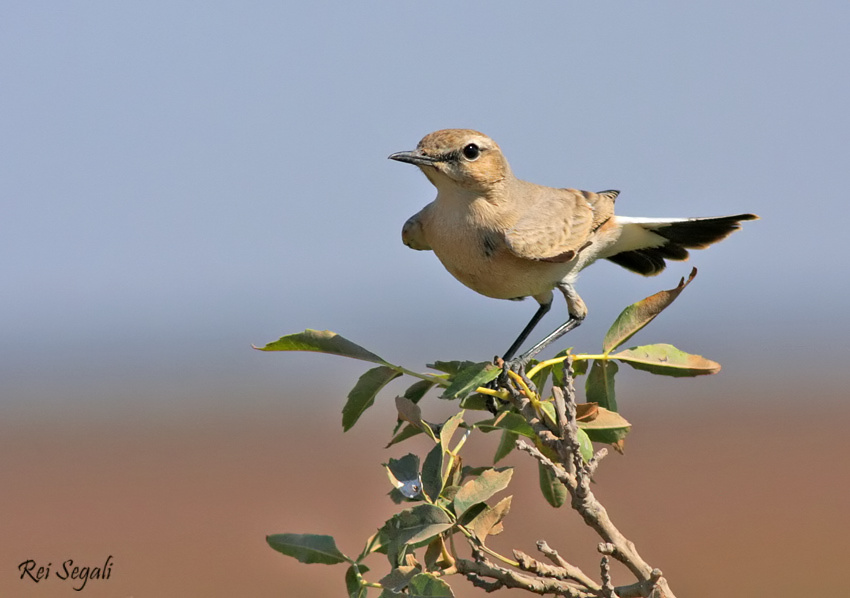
left=388, top=150, right=439, bottom=167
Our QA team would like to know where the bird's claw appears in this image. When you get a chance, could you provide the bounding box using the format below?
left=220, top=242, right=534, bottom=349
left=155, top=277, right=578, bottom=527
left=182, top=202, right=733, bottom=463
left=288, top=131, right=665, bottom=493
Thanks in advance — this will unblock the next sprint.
left=496, top=356, right=538, bottom=394
left=480, top=356, right=510, bottom=414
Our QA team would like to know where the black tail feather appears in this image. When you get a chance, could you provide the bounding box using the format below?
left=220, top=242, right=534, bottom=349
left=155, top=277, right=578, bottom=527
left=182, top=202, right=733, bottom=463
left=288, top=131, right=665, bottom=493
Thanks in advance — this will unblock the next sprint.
left=606, top=213, right=757, bottom=276
left=652, top=214, right=758, bottom=248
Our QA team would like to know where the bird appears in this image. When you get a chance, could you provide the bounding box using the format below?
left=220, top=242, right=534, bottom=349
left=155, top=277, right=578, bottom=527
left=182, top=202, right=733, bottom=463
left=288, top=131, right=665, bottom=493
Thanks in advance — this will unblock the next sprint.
left=389, top=129, right=758, bottom=366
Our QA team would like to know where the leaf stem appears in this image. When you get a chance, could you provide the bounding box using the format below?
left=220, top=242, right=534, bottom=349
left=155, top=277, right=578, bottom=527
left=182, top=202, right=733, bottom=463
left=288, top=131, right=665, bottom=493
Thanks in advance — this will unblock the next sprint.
left=574, top=353, right=609, bottom=361
left=394, top=366, right=451, bottom=387
left=473, top=386, right=510, bottom=401
left=507, top=370, right=537, bottom=405
left=524, top=353, right=613, bottom=381
left=525, top=356, right=569, bottom=379
left=458, top=525, right=520, bottom=568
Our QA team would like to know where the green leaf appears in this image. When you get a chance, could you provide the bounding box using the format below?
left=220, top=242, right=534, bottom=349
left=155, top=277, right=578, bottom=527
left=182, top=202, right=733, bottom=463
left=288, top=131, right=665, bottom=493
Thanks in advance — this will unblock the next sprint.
left=422, top=443, right=445, bottom=502
left=570, top=357, right=588, bottom=377
left=408, top=572, right=455, bottom=597
left=404, top=379, right=436, bottom=404
left=381, top=504, right=454, bottom=547
left=386, top=423, right=424, bottom=448
left=529, top=362, right=551, bottom=395
left=343, top=366, right=403, bottom=431
left=256, top=329, right=389, bottom=364
left=266, top=533, right=349, bottom=565
left=453, top=468, right=513, bottom=517
left=358, top=530, right=387, bottom=560
left=611, top=343, right=721, bottom=377
left=537, top=463, right=567, bottom=508
left=346, top=564, right=370, bottom=598
left=441, top=362, right=501, bottom=400
left=458, top=393, right=491, bottom=411
left=546, top=350, right=576, bottom=388
left=475, top=413, right=535, bottom=439
left=576, top=427, right=594, bottom=462
left=380, top=566, right=420, bottom=594
left=586, top=360, right=618, bottom=412
left=582, top=425, right=629, bottom=446
left=456, top=501, right=488, bottom=527
left=459, top=465, right=490, bottom=480
left=602, top=268, right=697, bottom=354
left=427, top=360, right=477, bottom=375
left=538, top=401, right=558, bottom=431
left=493, top=429, right=518, bottom=463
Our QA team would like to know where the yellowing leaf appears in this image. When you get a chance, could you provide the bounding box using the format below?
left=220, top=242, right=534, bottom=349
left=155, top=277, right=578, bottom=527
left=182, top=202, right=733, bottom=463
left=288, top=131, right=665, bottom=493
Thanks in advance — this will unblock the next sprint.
left=468, top=495, right=512, bottom=541
left=603, top=268, right=697, bottom=354
left=578, top=405, right=631, bottom=446
left=576, top=406, right=631, bottom=431
left=453, top=468, right=513, bottom=517
left=575, top=403, right=599, bottom=421
left=611, top=343, right=721, bottom=377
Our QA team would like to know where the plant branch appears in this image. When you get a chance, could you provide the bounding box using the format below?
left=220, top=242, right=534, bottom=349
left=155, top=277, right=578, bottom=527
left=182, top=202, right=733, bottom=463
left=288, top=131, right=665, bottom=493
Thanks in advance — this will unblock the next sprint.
left=509, top=358, right=677, bottom=598
left=513, top=548, right=600, bottom=592
left=535, top=540, right=600, bottom=591
left=456, top=554, right=595, bottom=597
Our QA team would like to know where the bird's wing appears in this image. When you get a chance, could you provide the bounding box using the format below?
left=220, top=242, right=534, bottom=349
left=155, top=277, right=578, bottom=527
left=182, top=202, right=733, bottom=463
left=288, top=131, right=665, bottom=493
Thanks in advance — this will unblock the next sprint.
left=402, top=203, right=433, bottom=251
left=503, top=188, right=618, bottom=263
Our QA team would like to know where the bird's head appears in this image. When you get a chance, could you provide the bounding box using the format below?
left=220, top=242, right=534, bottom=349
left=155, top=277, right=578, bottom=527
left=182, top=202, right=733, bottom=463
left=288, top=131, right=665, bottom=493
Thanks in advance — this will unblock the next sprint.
left=389, top=129, right=511, bottom=193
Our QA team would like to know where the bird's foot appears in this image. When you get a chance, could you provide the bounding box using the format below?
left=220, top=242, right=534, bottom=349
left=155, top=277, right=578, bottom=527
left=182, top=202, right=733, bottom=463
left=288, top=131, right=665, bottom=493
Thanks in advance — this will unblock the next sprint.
left=480, top=356, right=508, bottom=414
left=495, top=356, right=538, bottom=396
left=481, top=356, right=541, bottom=414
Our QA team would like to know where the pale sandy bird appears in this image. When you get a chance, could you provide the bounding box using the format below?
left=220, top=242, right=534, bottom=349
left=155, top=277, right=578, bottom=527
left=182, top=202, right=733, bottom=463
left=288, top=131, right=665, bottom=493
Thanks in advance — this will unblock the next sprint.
left=390, top=129, right=757, bottom=365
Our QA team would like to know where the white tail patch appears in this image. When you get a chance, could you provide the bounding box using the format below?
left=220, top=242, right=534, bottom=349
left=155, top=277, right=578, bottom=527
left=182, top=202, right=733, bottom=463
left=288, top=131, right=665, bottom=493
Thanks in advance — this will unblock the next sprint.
left=614, top=216, right=691, bottom=227
left=600, top=216, right=687, bottom=257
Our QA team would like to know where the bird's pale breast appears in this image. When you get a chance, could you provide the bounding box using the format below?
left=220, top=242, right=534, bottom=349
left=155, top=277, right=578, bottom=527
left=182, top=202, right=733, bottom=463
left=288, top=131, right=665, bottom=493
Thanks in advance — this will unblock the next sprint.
left=422, top=196, right=574, bottom=301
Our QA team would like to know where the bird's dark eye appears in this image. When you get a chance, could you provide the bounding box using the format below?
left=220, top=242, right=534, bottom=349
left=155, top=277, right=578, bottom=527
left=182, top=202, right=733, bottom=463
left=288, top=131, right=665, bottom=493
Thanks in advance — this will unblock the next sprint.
left=462, top=143, right=480, bottom=161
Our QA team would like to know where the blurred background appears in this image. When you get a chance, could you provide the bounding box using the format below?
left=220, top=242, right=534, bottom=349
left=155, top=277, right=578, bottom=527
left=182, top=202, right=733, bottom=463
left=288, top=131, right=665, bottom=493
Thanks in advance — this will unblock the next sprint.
left=2, top=2, right=848, bottom=596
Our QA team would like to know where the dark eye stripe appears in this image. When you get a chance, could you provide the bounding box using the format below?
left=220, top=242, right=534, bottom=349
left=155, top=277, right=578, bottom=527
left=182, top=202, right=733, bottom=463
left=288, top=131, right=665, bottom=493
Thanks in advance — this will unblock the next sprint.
left=439, top=145, right=484, bottom=163
left=438, top=149, right=462, bottom=162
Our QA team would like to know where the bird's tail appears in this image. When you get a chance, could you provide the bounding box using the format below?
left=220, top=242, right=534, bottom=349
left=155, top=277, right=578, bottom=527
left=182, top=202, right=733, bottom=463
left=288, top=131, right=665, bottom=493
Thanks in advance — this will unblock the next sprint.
left=603, top=214, right=758, bottom=276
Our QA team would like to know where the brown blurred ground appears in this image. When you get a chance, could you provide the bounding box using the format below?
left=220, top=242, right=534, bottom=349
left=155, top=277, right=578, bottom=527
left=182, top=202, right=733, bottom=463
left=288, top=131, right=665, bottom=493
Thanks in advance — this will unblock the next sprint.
left=1, top=393, right=847, bottom=597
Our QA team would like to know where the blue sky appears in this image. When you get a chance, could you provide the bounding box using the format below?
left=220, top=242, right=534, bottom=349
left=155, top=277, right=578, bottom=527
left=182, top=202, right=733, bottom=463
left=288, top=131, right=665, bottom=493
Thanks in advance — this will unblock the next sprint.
left=3, top=2, right=848, bottom=416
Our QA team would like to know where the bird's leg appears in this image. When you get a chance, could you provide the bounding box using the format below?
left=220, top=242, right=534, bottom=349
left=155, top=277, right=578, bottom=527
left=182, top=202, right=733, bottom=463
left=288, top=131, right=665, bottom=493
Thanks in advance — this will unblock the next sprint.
left=509, top=317, right=583, bottom=368
left=505, top=283, right=586, bottom=369
left=501, top=300, right=552, bottom=362
left=482, top=301, right=552, bottom=411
